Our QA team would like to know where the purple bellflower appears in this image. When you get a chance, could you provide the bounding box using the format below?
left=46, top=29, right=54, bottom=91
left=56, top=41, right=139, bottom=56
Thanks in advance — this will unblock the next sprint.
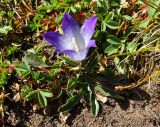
left=43, top=13, right=97, bottom=61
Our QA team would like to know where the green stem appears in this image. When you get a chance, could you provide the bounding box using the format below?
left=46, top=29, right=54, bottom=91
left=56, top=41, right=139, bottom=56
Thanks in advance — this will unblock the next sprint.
left=106, top=46, right=155, bottom=59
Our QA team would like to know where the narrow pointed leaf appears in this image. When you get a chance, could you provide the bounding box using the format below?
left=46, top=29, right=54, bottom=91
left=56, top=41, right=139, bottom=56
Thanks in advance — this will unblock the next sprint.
left=95, top=84, right=124, bottom=100
left=106, top=21, right=120, bottom=29
left=38, top=92, right=47, bottom=106
left=58, top=90, right=82, bottom=112
left=39, top=89, right=53, bottom=97
left=67, top=77, right=78, bottom=91
left=91, top=97, right=99, bottom=116
left=104, top=12, right=114, bottom=23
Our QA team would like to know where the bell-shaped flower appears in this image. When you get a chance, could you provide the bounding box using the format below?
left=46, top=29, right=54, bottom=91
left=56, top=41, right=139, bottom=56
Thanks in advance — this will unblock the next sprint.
left=43, top=13, right=97, bottom=61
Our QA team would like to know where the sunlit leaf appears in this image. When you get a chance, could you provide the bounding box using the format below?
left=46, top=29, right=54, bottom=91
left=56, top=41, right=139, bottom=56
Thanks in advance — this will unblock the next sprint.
left=122, top=15, right=133, bottom=20
left=24, top=90, right=38, bottom=101
left=38, top=92, right=47, bottom=106
left=70, top=6, right=77, bottom=13
left=138, top=18, right=151, bottom=28
left=0, top=26, right=12, bottom=34
left=87, top=85, right=99, bottom=116
left=104, top=45, right=119, bottom=55
left=55, top=13, right=64, bottom=24
left=104, top=12, right=114, bottom=23
left=106, top=21, right=120, bottom=29
left=39, top=89, right=53, bottom=97
left=148, top=0, right=159, bottom=17
left=91, top=97, right=99, bottom=116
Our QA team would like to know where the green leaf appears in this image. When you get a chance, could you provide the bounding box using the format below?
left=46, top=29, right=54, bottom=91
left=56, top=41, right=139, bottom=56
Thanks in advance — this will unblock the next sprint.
left=67, top=77, right=78, bottom=91
left=107, top=35, right=122, bottom=45
left=0, top=26, right=12, bottom=34
left=15, top=59, right=30, bottom=77
left=15, top=66, right=29, bottom=72
left=21, top=86, right=32, bottom=97
left=24, top=90, right=38, bottom=101
left=95, top=85, right=110, bottom=97
left=85, top=54, right=99, bottom=72
left=87, top=85, right=99, bottom=116
left=74, top=3, right=82, bottom=10
left=58, top=90, right=82, bottom=112
left=91, top=97, right=99, bottom=116
left=37, top=5, right=53, bottom=13
left=148, top=0, right=159, bottom=17
left=60, top=56, right=78, bottom=67
left=38, top=92, right=47, bottom=106
left=116, top=63, right=127, bottom=75
left=127, top=42, right=137, bottom=52
left=70, top=6, right=77, bottom=13
left=51, top=0, right=58, bottom=6
left=23, top=59, right=31, bottom=71
left=101, top=22, right=106, bottom=31
left=65, top=0, right=74, bottom=3
left=104, top=45, right=119, bottom=55
left=104, top=12, right=114, bottom=23
left=93, top=30, right=102, bottom=41
left=120, top=43, right=125, bottom=53
left=95, top=84, right=124, bottom=100
left=122, top=15, right=133, bottom=20
left=114, top=57, right=120, bottom=65
left=31, top=71, right=41, bottom=83
left=138, top=18, right=151, bottom=28
left=106, top=21, right=120, bottom=29
left=95, top=0, right=102, bottom=7
left=27, top=45, right=44, bottom=54
left=55, top=13, right=64, bottom=24
left=39, top=89, right=53, bottom=97
left=25, top=53, right=48, bottom=67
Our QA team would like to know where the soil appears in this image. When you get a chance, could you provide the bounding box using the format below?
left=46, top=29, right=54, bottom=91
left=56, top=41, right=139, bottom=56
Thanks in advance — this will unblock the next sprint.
left=4, top=82, right=160, bottom=127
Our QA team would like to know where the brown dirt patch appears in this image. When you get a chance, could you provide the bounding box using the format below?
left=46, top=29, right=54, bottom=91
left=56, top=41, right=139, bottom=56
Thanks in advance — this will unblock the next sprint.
left=4, top=83, right=160, bottom=127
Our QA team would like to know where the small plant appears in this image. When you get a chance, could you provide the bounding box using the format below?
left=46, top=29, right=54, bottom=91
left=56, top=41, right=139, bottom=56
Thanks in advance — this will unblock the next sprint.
left=13, top=13, right=126, bottom=116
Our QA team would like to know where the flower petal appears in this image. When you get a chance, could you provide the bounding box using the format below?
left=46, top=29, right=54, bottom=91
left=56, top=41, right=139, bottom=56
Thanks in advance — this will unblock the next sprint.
left=62, top=13, right=85, bottom=52
left=43, top=31, right=75, bottom=52
left=87, top=40, right=96, bottom=48
left=43, top=31, right=63, bottom=51
left=81, top=16, right=98, bottom=46
left=60, top=49, right=88, bottom=61
left=62, top=13, right=80, bottom=33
